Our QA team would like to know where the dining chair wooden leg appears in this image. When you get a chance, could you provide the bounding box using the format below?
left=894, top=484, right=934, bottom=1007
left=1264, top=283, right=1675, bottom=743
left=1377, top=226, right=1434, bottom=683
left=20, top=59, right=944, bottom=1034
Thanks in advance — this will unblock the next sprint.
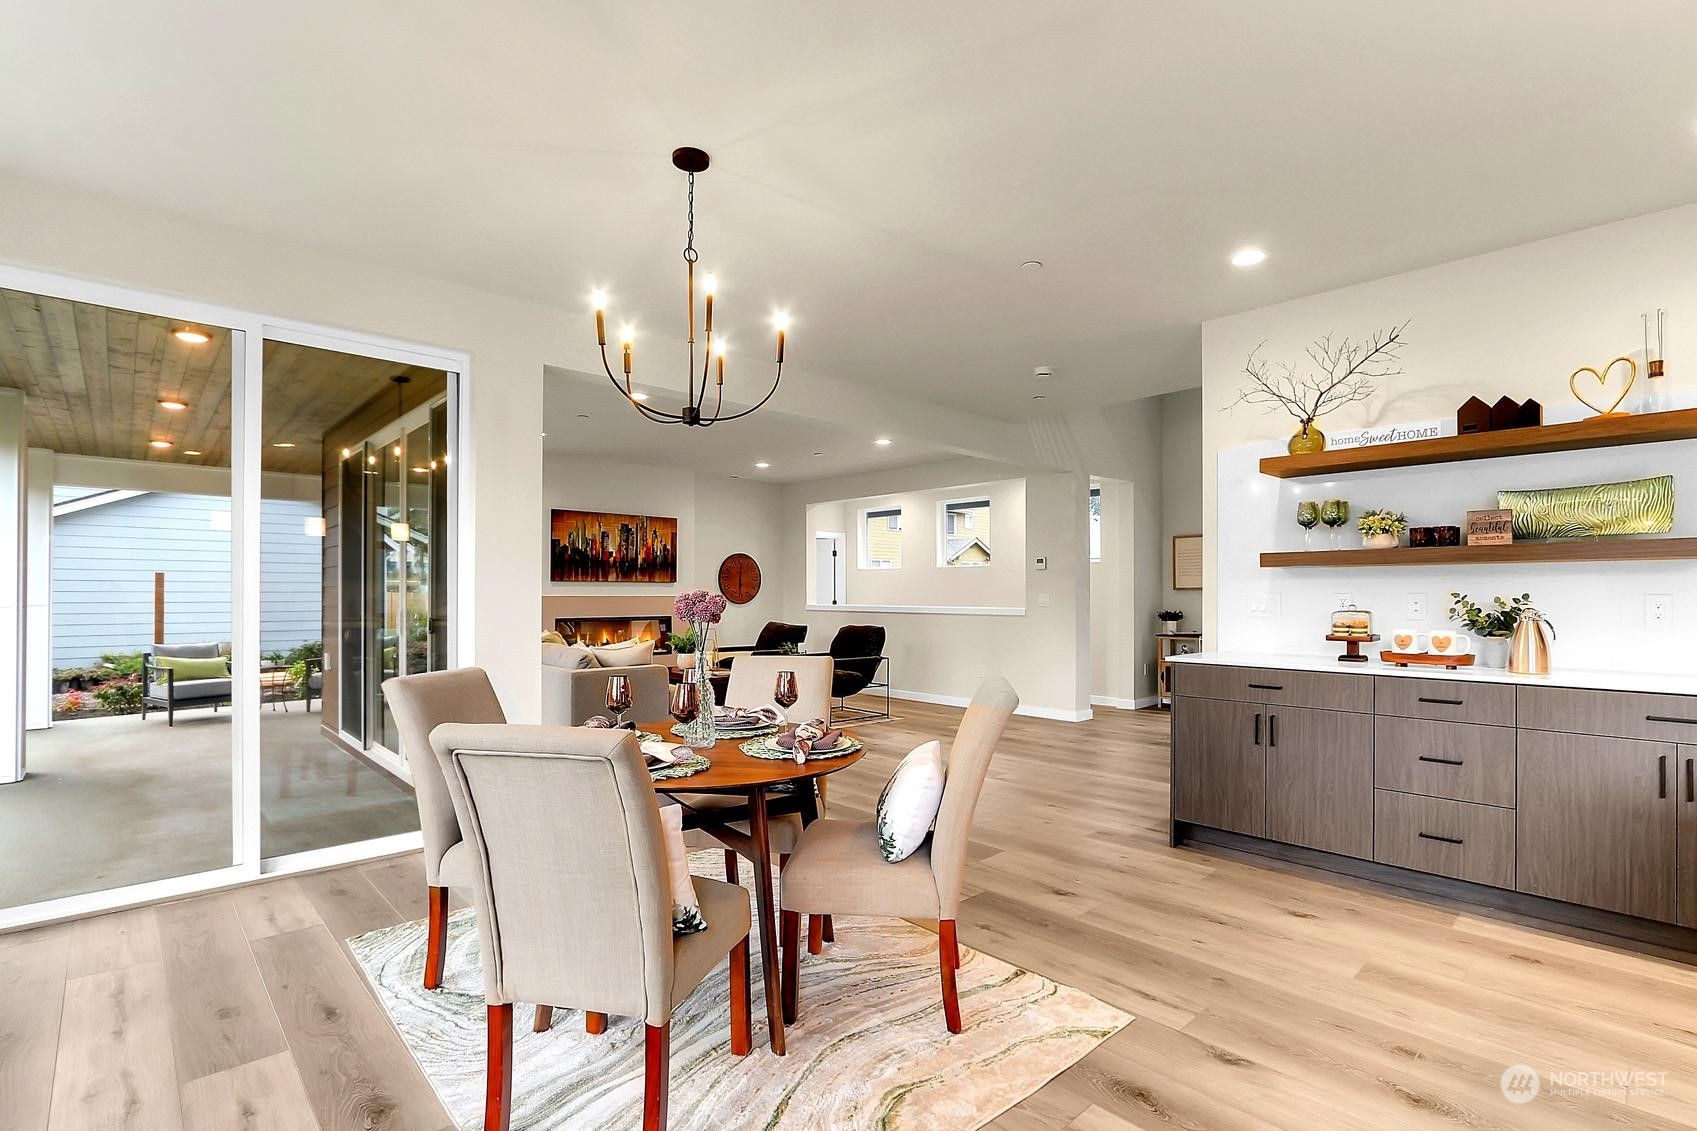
left=486, top=1003, right=514, bottom=1131
left=424, top=886, right=449, bottom=990
left=532, top=1004, right=554, bottom=1033
left=586, top=1011, right=607, bottom=1035
left=780, top=910, right=801, bottom=1024
left=939, top=919, right=963, bottom=1034
left=807, top=914, right=824, bottom=956
left=822, top=916, right=835, bottom=943
left=724, top=849, right=739, bottom=884
left=729, top=935, right=752, bottom=1056
left=643, top=1022, right=670, bottom=1131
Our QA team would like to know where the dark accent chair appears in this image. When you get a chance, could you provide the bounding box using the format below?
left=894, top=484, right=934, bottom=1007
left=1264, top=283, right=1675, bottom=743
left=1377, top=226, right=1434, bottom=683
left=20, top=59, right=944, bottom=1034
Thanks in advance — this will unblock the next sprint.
left=826, top=625, right=889, bottom=723
left=716, top=621, right=808, bottom=669
left=140, top=642, right=233, bottom=725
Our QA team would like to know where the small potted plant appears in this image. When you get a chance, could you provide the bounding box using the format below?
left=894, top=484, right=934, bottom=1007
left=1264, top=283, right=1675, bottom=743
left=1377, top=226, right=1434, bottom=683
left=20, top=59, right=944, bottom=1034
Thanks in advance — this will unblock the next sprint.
left=1157, top=610, right=1186, bottom=632
left=1357, top=509, right=1408, bottom=549
left=1449, top=591, right=1535, bottom=668
left=667, top=626, right=698, bottom=669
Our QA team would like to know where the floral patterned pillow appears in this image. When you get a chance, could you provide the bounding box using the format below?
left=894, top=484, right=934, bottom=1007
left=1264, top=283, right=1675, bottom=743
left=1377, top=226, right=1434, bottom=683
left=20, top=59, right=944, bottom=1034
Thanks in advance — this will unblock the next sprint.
left=875, top=740, right=946, bottom=862
left=657, top=799, right=707, bottom=934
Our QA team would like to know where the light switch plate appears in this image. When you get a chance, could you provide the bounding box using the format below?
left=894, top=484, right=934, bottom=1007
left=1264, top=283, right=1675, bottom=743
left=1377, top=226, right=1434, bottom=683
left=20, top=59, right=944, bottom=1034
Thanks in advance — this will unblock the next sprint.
left=1037, top=593, right=1051, bottom=607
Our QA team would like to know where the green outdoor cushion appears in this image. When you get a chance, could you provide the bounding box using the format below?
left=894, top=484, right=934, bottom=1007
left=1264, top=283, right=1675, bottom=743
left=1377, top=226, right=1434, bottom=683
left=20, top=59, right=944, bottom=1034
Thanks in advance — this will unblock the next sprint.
left=154, top=655, right=229, bottom=681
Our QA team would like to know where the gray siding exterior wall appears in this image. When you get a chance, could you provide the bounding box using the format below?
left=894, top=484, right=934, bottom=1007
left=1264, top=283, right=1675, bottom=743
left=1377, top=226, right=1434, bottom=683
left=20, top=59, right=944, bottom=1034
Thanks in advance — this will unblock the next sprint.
left=51, top=492, right=321, bottom=667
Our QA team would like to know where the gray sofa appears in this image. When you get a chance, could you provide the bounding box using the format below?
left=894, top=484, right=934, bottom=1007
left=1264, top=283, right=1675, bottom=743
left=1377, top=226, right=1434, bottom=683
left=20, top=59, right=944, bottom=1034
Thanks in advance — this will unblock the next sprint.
left=141, top=641, right=233, bottom=725
left=540, top=655, right=670, bottom=727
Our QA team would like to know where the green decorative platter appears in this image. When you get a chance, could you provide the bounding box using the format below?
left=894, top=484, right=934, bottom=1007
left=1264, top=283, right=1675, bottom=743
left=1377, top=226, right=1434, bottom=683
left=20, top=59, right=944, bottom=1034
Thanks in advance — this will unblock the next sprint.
left=670, top=722, right=780, bottom=740
left=739, top=735, right=863, bottom=761
left=649, top=751, right=711, bottom=781
left=1499, top=474, right=1674, bottom=539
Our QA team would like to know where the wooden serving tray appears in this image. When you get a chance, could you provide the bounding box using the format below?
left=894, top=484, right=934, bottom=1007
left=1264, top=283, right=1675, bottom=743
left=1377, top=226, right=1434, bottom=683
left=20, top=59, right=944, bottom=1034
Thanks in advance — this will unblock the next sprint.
left=1380, top=650, right=1476, bottom=670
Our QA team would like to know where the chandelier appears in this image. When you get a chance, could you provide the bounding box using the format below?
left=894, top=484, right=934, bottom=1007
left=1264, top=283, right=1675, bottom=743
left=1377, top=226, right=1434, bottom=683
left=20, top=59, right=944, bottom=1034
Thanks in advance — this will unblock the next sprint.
left=592, top=147, right=790, bottom=427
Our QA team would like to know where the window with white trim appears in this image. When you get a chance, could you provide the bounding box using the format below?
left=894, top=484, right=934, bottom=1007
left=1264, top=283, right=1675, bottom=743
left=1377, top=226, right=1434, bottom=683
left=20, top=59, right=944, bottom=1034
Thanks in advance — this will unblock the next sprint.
left=939, top=497, right=991, bottom=567
left=861, top=507, right=902, bottom=569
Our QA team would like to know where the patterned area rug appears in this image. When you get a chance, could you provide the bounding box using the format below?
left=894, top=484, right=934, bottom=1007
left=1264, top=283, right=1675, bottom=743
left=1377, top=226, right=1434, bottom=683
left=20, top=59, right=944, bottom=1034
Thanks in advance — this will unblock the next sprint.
left=349, top=852, right=1130, bottom=1130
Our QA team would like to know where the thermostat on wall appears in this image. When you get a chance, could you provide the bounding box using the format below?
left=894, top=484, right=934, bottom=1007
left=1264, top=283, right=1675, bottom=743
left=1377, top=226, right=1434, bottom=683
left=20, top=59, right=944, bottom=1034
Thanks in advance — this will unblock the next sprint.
left=1034, top=556, right=1048, bottom=570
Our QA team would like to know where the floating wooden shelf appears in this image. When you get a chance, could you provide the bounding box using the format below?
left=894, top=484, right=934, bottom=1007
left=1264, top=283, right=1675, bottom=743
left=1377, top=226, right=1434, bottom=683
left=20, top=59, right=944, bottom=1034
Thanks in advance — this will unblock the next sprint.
left=1260, top=537, right=1697, bottom=568
left=1259, top=408, right=1697, bottom=479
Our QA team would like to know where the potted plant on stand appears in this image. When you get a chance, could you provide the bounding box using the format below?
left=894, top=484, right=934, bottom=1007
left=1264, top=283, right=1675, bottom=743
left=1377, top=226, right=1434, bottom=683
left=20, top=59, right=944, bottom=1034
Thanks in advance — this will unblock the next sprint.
left=1357, top=509, right=1408, bottom=549
left=1157, top=610, right=1186, bottom=633
left=1448, top=592, right=1535, bottom=668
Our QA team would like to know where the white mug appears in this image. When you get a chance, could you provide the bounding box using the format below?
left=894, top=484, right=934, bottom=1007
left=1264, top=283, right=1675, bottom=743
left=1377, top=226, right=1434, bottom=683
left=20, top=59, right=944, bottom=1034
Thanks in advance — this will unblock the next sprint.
left=1427, top=629, right=1471, bottom=656
left=1387, top=627, right=1427, bottom=654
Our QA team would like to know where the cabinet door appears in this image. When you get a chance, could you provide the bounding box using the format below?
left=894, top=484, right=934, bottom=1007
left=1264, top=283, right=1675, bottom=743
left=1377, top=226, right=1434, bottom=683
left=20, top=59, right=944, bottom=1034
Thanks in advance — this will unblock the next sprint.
left=1517, top=730, right=1677, bottom=922
left=1680, top=745, right=1697, bottom=928
left=1172, top=697, right=1265, bottom=837
left=1264, top=707, right=1374, bottom=859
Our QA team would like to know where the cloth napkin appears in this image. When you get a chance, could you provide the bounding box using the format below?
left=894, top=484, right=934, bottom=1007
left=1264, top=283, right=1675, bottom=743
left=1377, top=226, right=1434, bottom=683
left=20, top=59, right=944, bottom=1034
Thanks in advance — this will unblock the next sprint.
left=640, top=739, right=686, bottom=766
left=774, top=719, right=842, bottom=763
left=713, top=705, right=782, bottom=726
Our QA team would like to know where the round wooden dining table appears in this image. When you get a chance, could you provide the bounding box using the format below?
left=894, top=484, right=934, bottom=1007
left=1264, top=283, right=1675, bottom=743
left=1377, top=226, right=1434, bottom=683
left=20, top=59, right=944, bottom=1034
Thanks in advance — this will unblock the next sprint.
left=643, top=724, right=865, bottom=1056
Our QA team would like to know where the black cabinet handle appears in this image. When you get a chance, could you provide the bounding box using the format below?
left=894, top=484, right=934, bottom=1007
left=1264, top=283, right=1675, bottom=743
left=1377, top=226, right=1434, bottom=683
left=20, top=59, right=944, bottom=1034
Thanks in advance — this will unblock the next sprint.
left=1418, top=755, right=1464, bottom=766
left=1269, top=714, right=1278, bottom=748
left=1418, top=696, right=1465, bottom=706
left=1253, top=712, right=1262, bottom=746
left=1659, top=755, right=1668, bottom=799
left=1648, top=714, right=1697, bottom=726
left=1248, top=682, right=1283, bottom=691
left=1687, top=758, right=1694, bottom=804
left=1418, top=832, right=1464, bottom=845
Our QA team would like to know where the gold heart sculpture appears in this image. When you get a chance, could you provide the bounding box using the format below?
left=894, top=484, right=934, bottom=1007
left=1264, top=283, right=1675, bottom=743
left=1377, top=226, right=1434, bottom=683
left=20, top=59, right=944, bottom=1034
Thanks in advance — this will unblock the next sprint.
left=1569, top=355, right=1637, bottom=417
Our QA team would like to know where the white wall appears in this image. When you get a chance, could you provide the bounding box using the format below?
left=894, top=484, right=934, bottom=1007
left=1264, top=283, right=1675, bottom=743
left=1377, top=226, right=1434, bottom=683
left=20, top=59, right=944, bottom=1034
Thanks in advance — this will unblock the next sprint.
left=541, top=453, right=785, bottom=647
left=804, top=478, right=1025, bottom=611
left=783, top=458, right=1090, bottom=720
left=1201, top=203, right=1697, bottom=677
left=0, top=173, right=552, bottom=719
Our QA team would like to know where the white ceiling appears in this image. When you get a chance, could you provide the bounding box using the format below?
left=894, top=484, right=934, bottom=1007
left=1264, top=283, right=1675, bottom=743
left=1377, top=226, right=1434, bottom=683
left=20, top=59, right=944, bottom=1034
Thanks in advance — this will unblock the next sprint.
left=543, top=368, right=955, bottom=483
left=5, top=1, right=1697, bottom=423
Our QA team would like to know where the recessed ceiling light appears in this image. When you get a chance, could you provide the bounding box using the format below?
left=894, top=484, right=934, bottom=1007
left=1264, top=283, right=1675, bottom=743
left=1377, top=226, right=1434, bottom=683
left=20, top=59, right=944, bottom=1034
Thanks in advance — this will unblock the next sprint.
left=812, top=451, right=824, bottom=457
left=183, top=449, right=202, bottom=456
left=1020, top=259, right=1044, bottom=271
left=754, top=461, right=770, bottom=469
left=874, top=437, right=892, bottom=446
left=149, top=439, right=173, bottom=449
left=172, top=327, right=211, bottom=344
left=1032, top=394, right=1047, bottom=401
left=576, top=414, right=589, bottom=420
left=158, top=399, right=188, bottom=411
left=411, top=466, right=429, bottom=474
left=1230, top=247, right=1267, bottom=267
left=273, top=441, right=296, bottom=448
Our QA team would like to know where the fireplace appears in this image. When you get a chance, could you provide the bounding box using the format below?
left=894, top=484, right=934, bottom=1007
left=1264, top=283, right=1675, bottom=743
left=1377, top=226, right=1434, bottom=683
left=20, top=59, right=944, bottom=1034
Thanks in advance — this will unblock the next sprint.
left=555, top=615, right=674, bottom=653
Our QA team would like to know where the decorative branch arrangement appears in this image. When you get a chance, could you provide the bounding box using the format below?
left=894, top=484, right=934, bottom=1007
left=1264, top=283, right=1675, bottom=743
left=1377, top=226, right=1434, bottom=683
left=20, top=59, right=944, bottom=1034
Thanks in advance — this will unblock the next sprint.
left=1227, top=322, right=1410, bottom=451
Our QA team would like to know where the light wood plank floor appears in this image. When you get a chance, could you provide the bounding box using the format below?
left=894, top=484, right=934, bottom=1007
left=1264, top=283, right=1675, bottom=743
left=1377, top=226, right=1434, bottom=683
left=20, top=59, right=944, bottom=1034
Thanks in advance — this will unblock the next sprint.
left=5, top=701, right=1697, bottom=1129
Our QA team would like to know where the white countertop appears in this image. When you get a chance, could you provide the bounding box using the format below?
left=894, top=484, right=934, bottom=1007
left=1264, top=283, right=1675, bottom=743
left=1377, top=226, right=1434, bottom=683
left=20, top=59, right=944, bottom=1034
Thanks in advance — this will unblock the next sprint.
left=1168, top=650, right=1697, bottom=697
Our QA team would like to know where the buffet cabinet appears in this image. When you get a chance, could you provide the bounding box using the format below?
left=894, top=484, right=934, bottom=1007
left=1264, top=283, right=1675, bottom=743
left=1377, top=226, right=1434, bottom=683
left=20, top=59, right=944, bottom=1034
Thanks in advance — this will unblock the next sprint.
left=1171, top=663, right=1697, bottom=929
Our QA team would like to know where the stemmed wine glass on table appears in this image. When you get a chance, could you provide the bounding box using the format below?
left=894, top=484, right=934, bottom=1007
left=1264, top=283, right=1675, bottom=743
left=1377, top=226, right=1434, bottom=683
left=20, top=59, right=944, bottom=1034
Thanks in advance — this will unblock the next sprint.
left=670, top=680, right=703, bottom=747
left=773, top=670, right=799, bottom=727
left=604, top=674, right=633, bottom=729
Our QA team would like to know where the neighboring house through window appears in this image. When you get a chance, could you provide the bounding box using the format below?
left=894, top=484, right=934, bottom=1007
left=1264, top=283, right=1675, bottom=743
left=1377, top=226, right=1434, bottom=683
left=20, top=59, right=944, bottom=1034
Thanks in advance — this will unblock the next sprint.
left=862, top=506, right=902, bottom=568
left=940, top=497, right=991, bottom=566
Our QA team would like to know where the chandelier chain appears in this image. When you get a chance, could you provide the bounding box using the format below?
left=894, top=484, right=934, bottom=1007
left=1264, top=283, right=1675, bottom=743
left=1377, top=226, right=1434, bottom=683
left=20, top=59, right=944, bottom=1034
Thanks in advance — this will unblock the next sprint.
left=683, top=171, right=698, bottom=263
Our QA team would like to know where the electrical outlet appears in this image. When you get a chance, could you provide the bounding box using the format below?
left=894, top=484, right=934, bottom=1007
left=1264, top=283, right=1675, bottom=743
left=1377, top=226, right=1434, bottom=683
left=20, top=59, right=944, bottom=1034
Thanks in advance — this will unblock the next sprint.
left=1247, top=593, right=1282, bottom=617
left=1406, top=592, right=1427, bottom=620
left=1037, top=593, right=1051, bottom=608
left=1647, top=594, right=1673, bottom=627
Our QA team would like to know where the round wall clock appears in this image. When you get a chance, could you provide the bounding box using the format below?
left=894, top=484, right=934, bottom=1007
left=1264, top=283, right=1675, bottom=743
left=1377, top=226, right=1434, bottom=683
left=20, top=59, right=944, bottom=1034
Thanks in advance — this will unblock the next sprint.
left=718, top=553, right=762, bottom=605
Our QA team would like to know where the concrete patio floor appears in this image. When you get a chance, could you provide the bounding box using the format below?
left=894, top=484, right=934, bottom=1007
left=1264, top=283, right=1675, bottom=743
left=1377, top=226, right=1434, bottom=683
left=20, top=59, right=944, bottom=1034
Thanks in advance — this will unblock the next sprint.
left=0, top=705, right=418, bottom=910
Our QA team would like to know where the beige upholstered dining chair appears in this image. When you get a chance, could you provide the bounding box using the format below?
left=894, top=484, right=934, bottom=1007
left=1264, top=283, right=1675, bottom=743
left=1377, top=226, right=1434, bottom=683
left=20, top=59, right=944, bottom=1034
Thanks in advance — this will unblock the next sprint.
left=725, top=652, right=835, bottom=814
left=383, top=668, right=507, bottom=991
left=778, top=675, right=1017, bottom=1032
left=429, top=724, right=752, bottom=1131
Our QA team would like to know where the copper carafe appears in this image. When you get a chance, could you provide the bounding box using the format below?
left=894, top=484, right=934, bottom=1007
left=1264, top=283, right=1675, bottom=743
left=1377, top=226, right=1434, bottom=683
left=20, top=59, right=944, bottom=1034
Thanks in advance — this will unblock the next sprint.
left=1508, top=609, right=1555, bottom=675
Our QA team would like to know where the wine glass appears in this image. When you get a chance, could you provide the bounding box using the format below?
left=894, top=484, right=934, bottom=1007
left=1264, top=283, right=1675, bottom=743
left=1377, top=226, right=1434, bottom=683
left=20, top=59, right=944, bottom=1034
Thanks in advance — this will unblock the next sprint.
left=773, top=670, right=799, bottom=726
left=604, top=674, right=633, bottom=728
left=1319, top=499, right=1349, bottom=549
left=669, top=680, right=699, bottom=730
left=1296, top=501, right=1320, bottom=549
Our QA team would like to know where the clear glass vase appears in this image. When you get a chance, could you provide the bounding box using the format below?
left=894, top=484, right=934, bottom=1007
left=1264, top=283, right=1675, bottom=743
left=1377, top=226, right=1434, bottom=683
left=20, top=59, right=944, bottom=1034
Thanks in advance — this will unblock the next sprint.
left=682, top=624, right=718, bottom=748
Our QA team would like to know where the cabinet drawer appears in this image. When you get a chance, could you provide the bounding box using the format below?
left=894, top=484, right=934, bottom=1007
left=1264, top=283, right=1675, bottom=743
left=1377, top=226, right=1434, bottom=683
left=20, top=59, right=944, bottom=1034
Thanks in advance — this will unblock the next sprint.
left=1374, top=717, right=1516, bottom=807
left=1373, top=790, right=1515, bottom=889
left=1374, top=677, right=1515, bottom=727
left=1172, top=664, right=1372, bottom=713
left=1518, top=686, right=1697, bottom=743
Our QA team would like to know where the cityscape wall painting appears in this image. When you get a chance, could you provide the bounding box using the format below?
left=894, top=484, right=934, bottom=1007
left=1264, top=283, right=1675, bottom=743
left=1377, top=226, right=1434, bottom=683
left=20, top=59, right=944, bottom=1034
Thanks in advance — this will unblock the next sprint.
left=549, top=509, right=679, bottom=583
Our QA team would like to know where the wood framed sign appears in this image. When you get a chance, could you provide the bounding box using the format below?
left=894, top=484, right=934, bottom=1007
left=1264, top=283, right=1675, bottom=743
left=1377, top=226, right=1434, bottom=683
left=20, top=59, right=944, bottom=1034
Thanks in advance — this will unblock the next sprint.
left=1466, top=508, right=1514, bottom=546
left=1171, top=533, right=1203, bottom=590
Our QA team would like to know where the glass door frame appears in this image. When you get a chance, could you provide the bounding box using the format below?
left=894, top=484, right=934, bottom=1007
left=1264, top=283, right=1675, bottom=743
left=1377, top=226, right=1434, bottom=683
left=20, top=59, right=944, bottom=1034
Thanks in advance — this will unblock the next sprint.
left=0, top=259, right=471, bottom=929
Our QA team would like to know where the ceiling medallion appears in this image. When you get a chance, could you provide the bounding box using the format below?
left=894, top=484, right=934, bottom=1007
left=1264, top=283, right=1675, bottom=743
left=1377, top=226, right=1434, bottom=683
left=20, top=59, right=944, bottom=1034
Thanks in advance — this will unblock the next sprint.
left=591, top=147, right=790, bottom=426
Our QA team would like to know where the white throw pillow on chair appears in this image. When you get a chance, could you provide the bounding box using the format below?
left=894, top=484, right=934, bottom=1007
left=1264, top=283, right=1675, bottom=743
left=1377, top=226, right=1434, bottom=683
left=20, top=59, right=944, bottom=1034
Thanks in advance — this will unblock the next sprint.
left=657, top=798, right=707, bottom=934
left=874, top=740, right=946, bottom=862
left=588, top=638, right=655, bottom=668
